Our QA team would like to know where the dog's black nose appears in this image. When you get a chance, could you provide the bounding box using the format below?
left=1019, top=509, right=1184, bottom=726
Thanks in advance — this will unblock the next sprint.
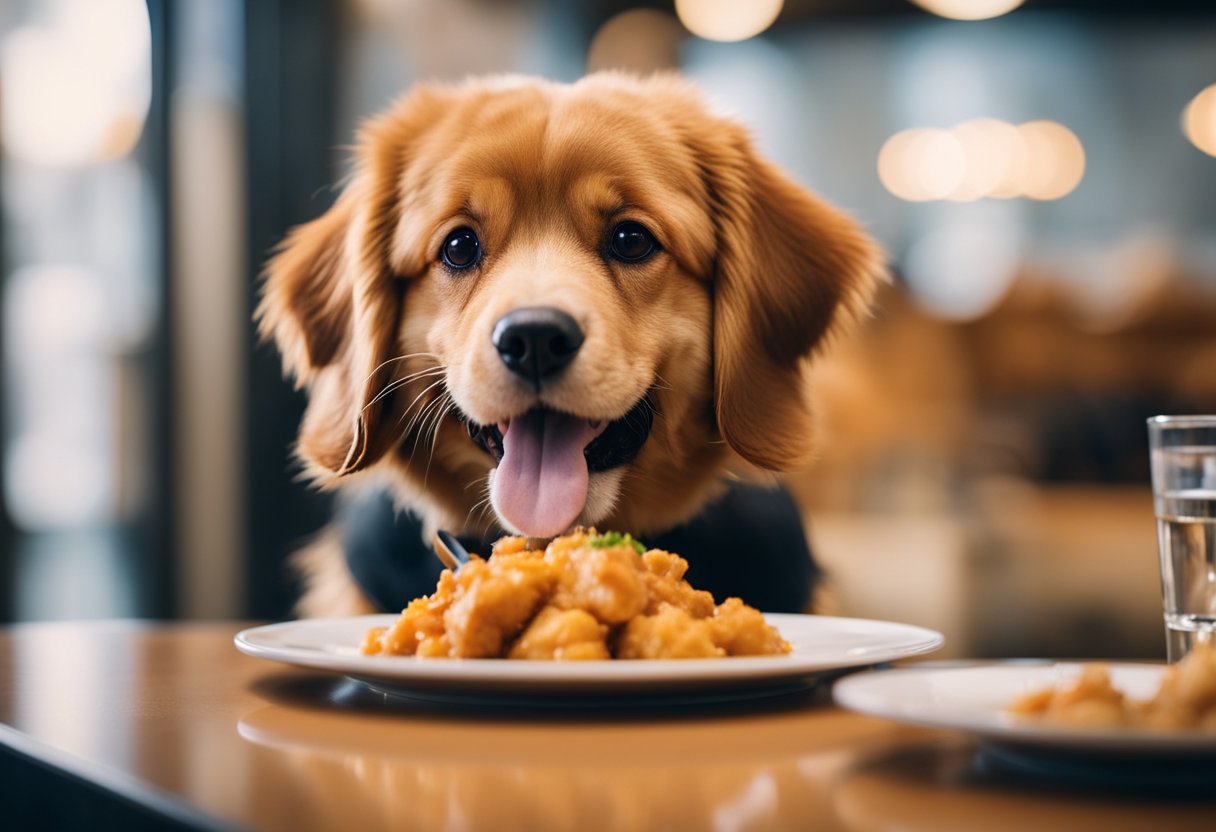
left=492, top=307, right=584, bottom=385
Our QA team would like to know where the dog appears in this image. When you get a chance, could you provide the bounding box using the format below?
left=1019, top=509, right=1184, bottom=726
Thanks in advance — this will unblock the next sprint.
left=258, top=73, right=883, bottom=618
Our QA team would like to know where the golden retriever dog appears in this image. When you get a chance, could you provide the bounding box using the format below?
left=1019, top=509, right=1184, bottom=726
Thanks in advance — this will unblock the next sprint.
left=259, top=73, right=882, bottom=618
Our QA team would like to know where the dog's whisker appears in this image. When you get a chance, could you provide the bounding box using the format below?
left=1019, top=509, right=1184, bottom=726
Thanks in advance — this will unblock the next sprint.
left=427, top=399, right=454, bottom=457
left=403, top=408, right=442, bottom=466
left=424, top=404, right=455, bottom=485
left=464, top=484, right=487, bottom=510
left=649, top=373, right=675, bottom=393
left=361, top=365, right=443, bottom=408
left=361, top=352, right=441, bottom=386
left=362, top=371, right=441, bottom=415
left=403, top=388, right=451, bottom=467
left=635, top=396, right=668, bottom=429
left=390, top=364, right=446, bottom=384
left=623, top=405, right=655, bottom=437
left=409, top=386, right=449, bottom=440
left=393, top=377, right=450, bottom=438
left=464, top=498, right=487, bottom=531
left=464, top=475, right=494, bottom=524
left=359, top=360, right=437, bottom=396
left=398, top=413, right=447, bottom=476
left=420, top=397, right=455, bottom=487
left=469, top=489, right=496, bottom=531
left=364, top=367, right=452, bottom=413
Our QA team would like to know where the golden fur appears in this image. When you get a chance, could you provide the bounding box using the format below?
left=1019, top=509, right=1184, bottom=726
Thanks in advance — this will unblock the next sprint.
left=259, top=73, right=883, bottom=616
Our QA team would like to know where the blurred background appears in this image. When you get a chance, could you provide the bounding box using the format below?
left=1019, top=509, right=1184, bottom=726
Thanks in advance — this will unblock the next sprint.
left=0, top=0, right=1213, bottom=659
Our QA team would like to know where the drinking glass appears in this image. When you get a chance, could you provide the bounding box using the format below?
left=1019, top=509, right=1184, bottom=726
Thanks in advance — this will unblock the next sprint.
left=1147, top=415, right=1216, bottom=662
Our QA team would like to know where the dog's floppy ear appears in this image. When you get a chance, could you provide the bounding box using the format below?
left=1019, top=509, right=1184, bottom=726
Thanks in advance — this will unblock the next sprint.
left=258, top=196, right=356, bottom=383
left=257, top=125, right=410, bottom=480
left=703, top=127, right=885, bottom=471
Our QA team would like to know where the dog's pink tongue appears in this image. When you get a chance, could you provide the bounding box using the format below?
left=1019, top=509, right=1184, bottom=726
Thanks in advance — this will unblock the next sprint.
left=496, top=410, right=603, bottom=539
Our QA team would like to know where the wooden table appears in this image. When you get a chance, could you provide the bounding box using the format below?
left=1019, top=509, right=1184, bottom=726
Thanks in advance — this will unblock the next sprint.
left=1, top=621, right=1212, bottom=831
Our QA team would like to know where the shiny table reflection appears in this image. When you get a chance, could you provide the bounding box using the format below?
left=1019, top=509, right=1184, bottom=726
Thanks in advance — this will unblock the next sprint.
left=1, top=622, right=1213, bottom=831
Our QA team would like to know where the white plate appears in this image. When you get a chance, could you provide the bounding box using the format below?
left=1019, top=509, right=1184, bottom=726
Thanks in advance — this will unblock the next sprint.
left=833, top=662, right=1216, bottom=757
left=235, top=614, right=943, bottom=702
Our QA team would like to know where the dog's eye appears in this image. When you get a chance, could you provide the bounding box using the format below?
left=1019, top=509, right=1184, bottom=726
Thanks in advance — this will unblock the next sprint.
left=609, top=222, right=657, bottom=263
left=441, top=227, right=481, bottom=270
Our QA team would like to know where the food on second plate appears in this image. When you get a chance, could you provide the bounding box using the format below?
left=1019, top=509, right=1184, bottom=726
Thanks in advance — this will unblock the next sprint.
left=360, top=529, right=791, bottom=660
left=1006, top=640, right=1216, bottom=731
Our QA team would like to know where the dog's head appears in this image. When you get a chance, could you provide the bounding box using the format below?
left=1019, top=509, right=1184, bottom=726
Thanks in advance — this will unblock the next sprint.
left=259, top=73, right=882, bottom=539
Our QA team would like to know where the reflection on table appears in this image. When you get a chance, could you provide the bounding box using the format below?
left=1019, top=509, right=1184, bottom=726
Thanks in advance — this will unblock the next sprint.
left=1, top=622, right=1214, bottom=831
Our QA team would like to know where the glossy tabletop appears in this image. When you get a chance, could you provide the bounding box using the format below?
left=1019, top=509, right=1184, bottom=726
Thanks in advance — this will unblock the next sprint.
left=0, top=621, right=1213, bottom=831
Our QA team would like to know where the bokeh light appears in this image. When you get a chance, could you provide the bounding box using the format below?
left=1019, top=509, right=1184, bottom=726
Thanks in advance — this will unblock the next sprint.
left=880, top=119, right=1083, bottom=202
left=1182, top=83, right=1216, bottom=157
left=0, top=0, right=151, bottom=167
left=878, top=128, right=966, bottom=202
left=910, top=0, right=1025, bottom=21
left=1018, top=120, right=1086, bottom=200
left=587, top=9, right=685, bottom=74
left=675, top=0, right=783, bottom=43
left=947, top=118, right=1026, bottom=202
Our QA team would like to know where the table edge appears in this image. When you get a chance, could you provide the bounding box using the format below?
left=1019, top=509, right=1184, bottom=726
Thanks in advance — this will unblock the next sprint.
left=0, top=721, right=240, bottom=832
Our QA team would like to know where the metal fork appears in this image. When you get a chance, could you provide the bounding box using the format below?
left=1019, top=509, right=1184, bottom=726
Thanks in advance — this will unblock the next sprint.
left=432, top=529, right=472, bottom=571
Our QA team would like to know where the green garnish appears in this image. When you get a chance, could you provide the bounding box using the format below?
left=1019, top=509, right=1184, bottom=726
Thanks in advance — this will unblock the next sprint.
left=588, top=531, right=646, bottom=555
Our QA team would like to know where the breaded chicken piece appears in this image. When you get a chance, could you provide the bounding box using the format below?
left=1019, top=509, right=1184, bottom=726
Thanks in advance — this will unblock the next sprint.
left=507, top=605, right=610, bottom=660
left=442, top=552, right=557, bottom=657
left=616, top=603, right=724, bottom=659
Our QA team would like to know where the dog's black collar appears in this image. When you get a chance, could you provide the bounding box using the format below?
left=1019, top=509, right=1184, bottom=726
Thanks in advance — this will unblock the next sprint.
left=338, top=482, right=819, bottom=615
